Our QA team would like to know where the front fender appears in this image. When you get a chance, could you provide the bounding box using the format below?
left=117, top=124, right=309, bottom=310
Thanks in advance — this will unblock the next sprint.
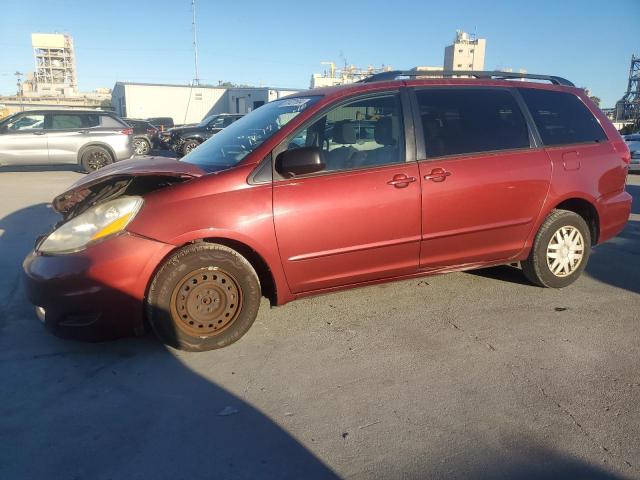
left=126, top=167, right=295, bottom=305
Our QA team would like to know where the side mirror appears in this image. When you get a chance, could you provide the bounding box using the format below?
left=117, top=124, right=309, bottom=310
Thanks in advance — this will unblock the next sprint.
left=275, top=146, right=325, bottom=178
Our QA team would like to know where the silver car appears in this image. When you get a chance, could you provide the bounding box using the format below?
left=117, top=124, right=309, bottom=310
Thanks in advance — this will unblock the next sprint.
left=623, top=133, right=640, bottom=173
left=0, top=110, right=133, bottom=172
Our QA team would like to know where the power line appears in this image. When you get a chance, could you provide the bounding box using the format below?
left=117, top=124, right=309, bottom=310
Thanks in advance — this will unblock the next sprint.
left=191, top=0, right=200, bottom=86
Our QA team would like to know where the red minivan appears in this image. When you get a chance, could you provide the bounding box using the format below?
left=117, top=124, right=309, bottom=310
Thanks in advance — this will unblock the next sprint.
left=23, top=71, right=632, bottom=351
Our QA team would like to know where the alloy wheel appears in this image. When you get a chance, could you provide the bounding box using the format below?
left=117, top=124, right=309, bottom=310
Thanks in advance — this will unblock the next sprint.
left=133, top=139, right=149, bottom=155
left=86, top=151, right=110, bottom=170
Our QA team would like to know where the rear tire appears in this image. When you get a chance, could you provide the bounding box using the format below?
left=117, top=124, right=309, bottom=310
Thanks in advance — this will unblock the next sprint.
left=146, top=243, right=261, bottom=351
left=133, top=137, right=151, bottom=156
left=80, top=146, right=113, bottom=173
left=521, top=209, right=591, bottom=288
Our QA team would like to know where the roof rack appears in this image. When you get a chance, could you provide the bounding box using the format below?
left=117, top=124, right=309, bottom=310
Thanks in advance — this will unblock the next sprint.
left=359, top=70, right=575, bottom=87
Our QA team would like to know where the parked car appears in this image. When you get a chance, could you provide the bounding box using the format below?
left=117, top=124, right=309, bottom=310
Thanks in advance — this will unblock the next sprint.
left=623, top=133, right=640, bottom=172
left=162, top=113, right=243, bottom=157
left=124, top=118, right=160, bottom=155
left=0, top=109, right=133, bottom=172
left=147, top=117, right=175, bottom=132
left=24, top=71, right=632, bottom=351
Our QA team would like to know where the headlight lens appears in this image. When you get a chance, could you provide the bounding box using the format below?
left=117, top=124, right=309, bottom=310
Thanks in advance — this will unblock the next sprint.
left=38, top=196, right=143, bottom=254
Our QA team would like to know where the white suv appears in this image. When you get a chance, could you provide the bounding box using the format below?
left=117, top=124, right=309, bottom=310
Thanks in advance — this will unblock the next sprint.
left=0, top=109, right=133, bottom=172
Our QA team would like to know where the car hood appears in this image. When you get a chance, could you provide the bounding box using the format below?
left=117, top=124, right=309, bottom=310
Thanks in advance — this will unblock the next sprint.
left=53, top=156, right=205, bottom=219
left=167, top=125, right=202, bottom=135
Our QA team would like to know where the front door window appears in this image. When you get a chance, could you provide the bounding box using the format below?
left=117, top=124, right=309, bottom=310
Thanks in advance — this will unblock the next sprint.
left=5, top=114, right=45, bottom=132
left=285, top=93, right=405, bottom=173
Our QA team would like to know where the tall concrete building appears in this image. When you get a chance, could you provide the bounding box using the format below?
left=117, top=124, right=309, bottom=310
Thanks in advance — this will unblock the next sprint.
left=30, top=33, right=78, bottom=96
left=444, top=30, right=486, bottom=71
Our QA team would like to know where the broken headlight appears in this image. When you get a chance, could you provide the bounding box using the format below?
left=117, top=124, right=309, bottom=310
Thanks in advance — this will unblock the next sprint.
left=38, top=196, right=144, bottom=254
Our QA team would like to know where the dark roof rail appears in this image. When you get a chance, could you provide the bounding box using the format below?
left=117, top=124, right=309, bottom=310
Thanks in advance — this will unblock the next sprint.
left=359, top=70, right=575, bottom=87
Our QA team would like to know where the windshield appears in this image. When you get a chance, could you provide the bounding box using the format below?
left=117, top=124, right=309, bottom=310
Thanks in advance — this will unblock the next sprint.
left=182, top=96, right=321, bottom=172
left=198, top=115, right=217, bottom=127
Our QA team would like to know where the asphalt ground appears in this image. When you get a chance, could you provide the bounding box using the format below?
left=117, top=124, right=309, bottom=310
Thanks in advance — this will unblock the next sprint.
left=0, top=159, right=638, bottom=479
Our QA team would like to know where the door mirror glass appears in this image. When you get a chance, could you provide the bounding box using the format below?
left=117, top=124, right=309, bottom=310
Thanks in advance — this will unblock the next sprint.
left=275, top=146, right=325, bottom=178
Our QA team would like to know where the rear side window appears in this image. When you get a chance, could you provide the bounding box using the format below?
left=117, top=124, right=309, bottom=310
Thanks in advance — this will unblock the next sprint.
left=415, top=88, right=530, bottom=158
left=519, top=89, right=607, bottom=146
left=50, top=114, right=84, bottom=130
left=100, top=115, right=126, bottom=128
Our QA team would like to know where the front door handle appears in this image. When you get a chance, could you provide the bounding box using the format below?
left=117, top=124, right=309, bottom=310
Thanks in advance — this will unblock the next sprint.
left=387, top=174, right=417, bottom=188
left=424, top=168, right=451, bottom=182
left=33, top=131, right=46, bottom=136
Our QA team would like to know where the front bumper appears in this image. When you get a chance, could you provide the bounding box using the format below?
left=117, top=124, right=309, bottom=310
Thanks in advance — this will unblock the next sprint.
left=23, top=232, right=174, bottom=341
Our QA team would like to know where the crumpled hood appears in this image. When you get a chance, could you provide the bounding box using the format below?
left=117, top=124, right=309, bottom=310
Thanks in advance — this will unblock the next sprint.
left=166, top=125, right=200, bottom=136
left=53, top=156, right=205, bottom=218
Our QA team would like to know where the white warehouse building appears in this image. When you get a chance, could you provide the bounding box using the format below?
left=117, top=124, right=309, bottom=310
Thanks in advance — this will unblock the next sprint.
left=111, top=82, right=299, bottom=124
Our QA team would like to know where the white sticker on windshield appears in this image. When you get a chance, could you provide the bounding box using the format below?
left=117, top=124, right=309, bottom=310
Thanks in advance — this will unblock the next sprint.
left=278, top=98, right=311, bottom=108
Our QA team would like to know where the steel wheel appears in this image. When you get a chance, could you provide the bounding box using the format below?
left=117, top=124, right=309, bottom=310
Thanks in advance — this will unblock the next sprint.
left=170, top=267, right=243, bottom=336
left=546, top=225, right=585, bottom=277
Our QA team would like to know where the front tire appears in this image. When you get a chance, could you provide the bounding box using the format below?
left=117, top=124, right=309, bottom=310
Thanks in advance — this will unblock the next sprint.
left=146, top=243, right=261, bottom=351
left=182, top=139, right=200, bottom=156
left=521, top=209, right=591, bottom=288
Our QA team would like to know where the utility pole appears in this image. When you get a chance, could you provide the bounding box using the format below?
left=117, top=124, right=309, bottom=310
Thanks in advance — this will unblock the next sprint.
left=191, top=0, right=201, bottom=86
left=15, top=71, right=24, bottom=112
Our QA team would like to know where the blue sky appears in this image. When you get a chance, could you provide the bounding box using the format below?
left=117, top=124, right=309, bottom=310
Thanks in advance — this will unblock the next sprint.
left=1, top=0, right=638, bottom=107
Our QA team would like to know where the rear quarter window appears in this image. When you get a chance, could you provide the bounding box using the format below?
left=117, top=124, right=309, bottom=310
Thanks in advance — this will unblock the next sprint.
left=519, top=89, right=607, bottom=146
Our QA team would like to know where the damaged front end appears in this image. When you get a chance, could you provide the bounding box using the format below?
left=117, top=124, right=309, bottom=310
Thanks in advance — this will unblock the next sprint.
left=53, top=174, right=194, bottom=221
left=52, top=157, right=205, bottom=221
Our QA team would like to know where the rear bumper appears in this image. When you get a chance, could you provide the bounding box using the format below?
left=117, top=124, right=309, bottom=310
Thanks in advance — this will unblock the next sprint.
left=23, top=232, right=174, bottom=341
left=597, top=190, right=633, bottom=244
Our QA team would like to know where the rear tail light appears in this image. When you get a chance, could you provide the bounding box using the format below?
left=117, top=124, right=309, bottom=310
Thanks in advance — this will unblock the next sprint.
left=120, top=128, right=133, bottom=135
left=613, top=140, right=631, bottom=165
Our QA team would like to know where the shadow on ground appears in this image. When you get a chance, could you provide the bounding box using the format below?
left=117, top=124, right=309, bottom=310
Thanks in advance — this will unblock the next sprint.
left=0, top=201, right=338, bottom=479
